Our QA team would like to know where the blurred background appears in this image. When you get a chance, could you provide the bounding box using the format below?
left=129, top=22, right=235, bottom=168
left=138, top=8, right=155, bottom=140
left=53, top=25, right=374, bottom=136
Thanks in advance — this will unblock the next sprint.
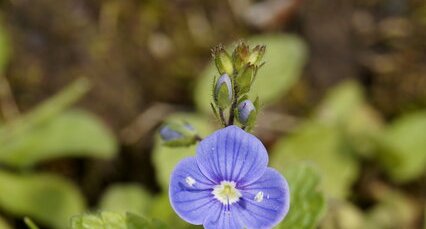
left=0, top=0, right=425, bottom=228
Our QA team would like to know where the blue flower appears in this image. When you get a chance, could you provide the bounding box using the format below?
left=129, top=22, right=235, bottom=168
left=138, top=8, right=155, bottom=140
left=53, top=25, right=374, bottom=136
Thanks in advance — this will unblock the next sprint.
left=169, top=126, right=290, bottom=229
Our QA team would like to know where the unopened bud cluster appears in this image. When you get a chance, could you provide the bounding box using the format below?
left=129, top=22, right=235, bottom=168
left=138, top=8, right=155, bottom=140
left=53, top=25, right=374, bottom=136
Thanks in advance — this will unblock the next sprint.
left=211, top=41, right=264, bottom=131
left=159, top=121, right=199, bottom=147
left=159, top=41, right=266, bottom=147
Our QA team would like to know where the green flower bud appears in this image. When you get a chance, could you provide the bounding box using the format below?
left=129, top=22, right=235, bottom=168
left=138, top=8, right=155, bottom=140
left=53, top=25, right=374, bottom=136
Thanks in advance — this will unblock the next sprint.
left=236, top=64, right=255, bottom=94
left=212, top=45, right=234, bottom=76
left=214, top=74, right=233, bottom=109
left=247, top=45, right=266, bottom=65
left=159, top=122, right=197, bottom=147
left=232, top=41, right=250, bottom=72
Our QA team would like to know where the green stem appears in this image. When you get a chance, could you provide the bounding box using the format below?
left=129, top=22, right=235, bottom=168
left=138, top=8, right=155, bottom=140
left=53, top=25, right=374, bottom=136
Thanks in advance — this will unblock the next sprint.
left=218, top=108, right=227, bottom=127
left=228, top=85, right=238, bottom=126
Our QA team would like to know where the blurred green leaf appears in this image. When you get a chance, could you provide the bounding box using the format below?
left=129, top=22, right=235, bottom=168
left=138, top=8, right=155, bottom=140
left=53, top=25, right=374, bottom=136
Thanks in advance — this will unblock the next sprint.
left=0, top=170, right=85, bottom=229
left=276, top=163, right=326, bottom=229
left=366, top=188, right=419, bottom=229
left=99, top=184, right=152, bottom=215
left=315, top=81, right=384, bottom=158
left=377, top=111, right=426, bottom=182
left=24, top=217, right=40, bottom=229
left=126, top=212, right=168, bottom=229
left=195, top=34, right=308, bottom=113
left=0, top=216, right=11, bottom=229
left=315, top=81, right=365, bottom=125
left=270, top=122, right=359, bottom=199
left=0, top=109, right=117, bottom=167
left=0, top=79, right=90, bottom=140
left=342, top=105, right=383, bottom=158
left=152, top=113, right=214, bottom=190
left=319, top=201, right=366, bottom=229
left=70, top=211, right=168, bottom=229
left=0, top=18, right=10, bottom=72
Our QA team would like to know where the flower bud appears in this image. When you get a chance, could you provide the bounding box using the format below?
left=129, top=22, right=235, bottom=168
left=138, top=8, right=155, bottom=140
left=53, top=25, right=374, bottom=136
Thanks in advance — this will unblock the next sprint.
left=236, top=64, right=255, bottom=94
left=247, top=45, right=266, bottom=65
left=214, top=74, right=233, bottom=109
left=232, top=41, right=250, bottom=72
left=237, top=100, right=256, bottom=125
left=159, top=122, right=197, bottom=147
left=212, top=45, right=234, bottom=76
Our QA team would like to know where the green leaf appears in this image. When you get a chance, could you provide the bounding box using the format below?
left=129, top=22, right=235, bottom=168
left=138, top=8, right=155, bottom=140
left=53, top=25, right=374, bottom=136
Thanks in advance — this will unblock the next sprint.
left=315, top=81, right=365, bottom=125
left=377, top=111, right=426, bottom=182
left=24, top=217, right=40, bottom=229
left=0, top=17, right=10, bottom=72
left=0, top=216, right=11, bottom=229
left=366, top=189, right=418, bottom=229
left=70, top=211, right=168, bottom=229
left=0, top=110, right=118, bottom=168
left=127, top=212, right=168, bottom=229
left=0, top=170, right=85, bottom=229
left=152, top=113, right=214, bottom=190
left=99, top=184, right=152, bottom=215
left=195, top=34, right=307, bottom=113
left=319, top=201, right=366, bottom=229
left=315, top=81, right=384, bottom=158
left=276, top=163, right=326, bottom=229
left=270, top=122, right=359, bottom=199
left=0, top=78, right=90, bottom=140
left=342, top=105, right=383, bottom=158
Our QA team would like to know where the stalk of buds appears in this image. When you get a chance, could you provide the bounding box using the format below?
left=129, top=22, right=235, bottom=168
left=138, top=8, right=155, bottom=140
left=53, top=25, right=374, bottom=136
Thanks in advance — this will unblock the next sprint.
left=211, top=41, right=266, bottom=130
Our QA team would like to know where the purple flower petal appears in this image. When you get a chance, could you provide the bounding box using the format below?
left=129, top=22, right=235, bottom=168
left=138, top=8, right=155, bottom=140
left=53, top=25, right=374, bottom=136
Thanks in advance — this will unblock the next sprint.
left=203, top=204, right=243, bottom=229
left=169, top=157, right=217, bottom=225
left=196, top=125, right=268, bottom=184
left=233, top=168, right=290, bottom=229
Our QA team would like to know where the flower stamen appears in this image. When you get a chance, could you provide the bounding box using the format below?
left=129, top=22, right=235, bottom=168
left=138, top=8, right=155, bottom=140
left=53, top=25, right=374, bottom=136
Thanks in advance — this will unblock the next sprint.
left=212, top=181, right=242, bottom=205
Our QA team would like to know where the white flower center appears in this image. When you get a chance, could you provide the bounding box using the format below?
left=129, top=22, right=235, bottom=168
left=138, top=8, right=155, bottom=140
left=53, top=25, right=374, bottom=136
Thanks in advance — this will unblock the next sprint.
left=185, top=176, right=196, bottom=187
left=212, top=181, right=242, bottom=205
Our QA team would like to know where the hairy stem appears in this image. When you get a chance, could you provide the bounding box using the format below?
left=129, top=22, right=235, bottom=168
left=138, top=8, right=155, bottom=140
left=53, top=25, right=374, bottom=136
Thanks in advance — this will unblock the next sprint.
left=218, top=107, right=227, bottom=127
left=195, top=135, right=203, bottom=142
left=228, top=84, right=238, bottom=126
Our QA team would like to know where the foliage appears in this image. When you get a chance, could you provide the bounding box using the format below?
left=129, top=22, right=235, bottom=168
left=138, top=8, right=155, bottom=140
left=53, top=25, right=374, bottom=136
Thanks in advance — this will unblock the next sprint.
left=276, top=163, right=326, bottom=229
left=377, top=111, right=426, bottom=182
left=0, top=171, right=85, bottom=229
left=315, top=81, right=384, bottom=157
left=99, top=184, right=152, bottom=215
left=0, top=79, right=118, bottom=228
left=70, top=211, right=168, bottom=229
left=0, top=216, right=11, bottom=229
left=271, top=122, right=359, bottom=199
left=0, top=110, right=117, bottom=167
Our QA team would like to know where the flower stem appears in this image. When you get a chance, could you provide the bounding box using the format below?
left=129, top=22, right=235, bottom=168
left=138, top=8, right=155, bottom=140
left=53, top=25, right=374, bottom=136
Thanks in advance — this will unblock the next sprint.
left=228, top=84, right=238, bottom=126
left=218, top=107, right=227, bottom=127
left=195, top=135, right=203, bottom=142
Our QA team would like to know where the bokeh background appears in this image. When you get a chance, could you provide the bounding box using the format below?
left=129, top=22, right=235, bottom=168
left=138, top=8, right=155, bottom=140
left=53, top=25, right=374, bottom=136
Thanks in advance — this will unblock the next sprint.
left=0, top=0, right=425, bottom=228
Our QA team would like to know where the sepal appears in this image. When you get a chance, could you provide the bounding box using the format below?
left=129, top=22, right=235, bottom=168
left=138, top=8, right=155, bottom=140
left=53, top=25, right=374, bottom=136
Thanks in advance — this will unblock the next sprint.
left=212, top=45, right=234, bottom=76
